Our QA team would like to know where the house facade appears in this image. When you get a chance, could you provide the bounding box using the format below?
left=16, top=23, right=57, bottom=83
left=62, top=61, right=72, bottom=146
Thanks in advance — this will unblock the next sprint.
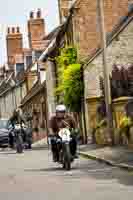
left=0, top=75, right=27, bottom=119
left=0, top=9, right=48, bottom=120
left=84, top=9, right=133, bottom=137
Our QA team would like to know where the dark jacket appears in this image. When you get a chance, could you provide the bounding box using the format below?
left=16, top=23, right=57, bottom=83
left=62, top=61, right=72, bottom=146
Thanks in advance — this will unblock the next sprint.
left=49, top=114, right=76, bottom=135
left=8, top=114, right=25, bottom=128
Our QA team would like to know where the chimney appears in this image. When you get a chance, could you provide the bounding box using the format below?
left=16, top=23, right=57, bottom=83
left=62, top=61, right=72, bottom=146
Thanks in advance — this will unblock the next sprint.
left=6, top=26, right=23, bottom=66
left=28, top=9, right=45, bottom=50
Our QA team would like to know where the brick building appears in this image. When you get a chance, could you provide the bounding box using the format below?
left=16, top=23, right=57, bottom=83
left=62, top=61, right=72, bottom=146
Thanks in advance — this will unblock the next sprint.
left=36, top=0, right=131, bottom=143
left=55, top=0, right=131, bottom=142
left=3, top=9, right=46, bottom=79
left=0, top=9, right=48, bottom=121
left=58, top=0, right=129, bottom=60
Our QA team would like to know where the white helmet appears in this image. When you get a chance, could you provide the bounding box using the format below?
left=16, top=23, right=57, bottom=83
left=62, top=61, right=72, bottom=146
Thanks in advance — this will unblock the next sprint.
left=56, top=104, right=66, bottom=112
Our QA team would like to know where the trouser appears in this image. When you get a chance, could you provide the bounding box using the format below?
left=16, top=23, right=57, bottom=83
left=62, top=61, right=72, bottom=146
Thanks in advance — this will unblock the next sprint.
left=70, top=135, right=77, bottom=156
left=9, top=132, right=14, bottom=148
left=50, top=135, right=77, bottom=161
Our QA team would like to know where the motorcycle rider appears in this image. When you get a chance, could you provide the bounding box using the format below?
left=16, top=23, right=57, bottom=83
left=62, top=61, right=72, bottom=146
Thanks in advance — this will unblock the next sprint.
left=8, top=107, right=26, bottom=148
left=49, top=104, right=78, bottom=162
left=24, top=112, right=33, bottom=149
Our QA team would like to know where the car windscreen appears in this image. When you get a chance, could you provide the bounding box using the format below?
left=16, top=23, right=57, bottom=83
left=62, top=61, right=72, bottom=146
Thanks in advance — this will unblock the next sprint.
left=0, top=120, right=8, bottom=129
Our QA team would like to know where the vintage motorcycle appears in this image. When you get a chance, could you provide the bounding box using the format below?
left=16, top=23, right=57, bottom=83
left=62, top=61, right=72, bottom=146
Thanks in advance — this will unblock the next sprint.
left=9, top=122, right=32, bottom=152
left=9, top=123, right=24, bottom=153
left=14, top=123, right=24, bottom=153
left=53, top=128, right=75, bottom=171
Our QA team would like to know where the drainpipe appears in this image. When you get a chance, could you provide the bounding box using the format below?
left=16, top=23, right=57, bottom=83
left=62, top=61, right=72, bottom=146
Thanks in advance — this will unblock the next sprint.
left=44, top=86, right=49, bottom=147
left=0, top=97, right=1, bottom=118
left=81, top=65, right=88, bottom=144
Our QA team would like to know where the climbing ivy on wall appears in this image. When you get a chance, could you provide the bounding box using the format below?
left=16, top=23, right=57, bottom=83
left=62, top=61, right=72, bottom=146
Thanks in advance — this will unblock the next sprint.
left=55, top=46, right=83, bottom=112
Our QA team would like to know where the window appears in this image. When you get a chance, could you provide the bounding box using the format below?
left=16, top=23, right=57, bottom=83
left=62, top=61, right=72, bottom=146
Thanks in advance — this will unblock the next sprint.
left=128, top=1, right=133, bottom=11
left=26, top=56, right=32, bottom=67
left=35, top=51, right=43, bottom=60
left=16, top=63, right=24, bottom=73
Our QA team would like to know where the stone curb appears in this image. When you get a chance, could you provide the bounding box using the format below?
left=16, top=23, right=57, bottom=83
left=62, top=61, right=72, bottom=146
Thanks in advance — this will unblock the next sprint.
left=79, top=151, right=133, bottom=172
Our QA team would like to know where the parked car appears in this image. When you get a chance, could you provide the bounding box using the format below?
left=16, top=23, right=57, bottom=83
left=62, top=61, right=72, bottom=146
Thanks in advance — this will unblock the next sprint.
left=0, top=119, right=9, bottom=147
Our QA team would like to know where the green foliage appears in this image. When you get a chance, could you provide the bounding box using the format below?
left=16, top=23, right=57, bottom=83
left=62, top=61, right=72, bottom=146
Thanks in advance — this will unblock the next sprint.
left=119, top=116, right=133, bottom=138
left=55, top=46, right=83, bottom=112
left=56, top=46, right=77, bottom=69
left=119, top=116, right=132, bottom=129
left=96, top=119, right=107, bottom=129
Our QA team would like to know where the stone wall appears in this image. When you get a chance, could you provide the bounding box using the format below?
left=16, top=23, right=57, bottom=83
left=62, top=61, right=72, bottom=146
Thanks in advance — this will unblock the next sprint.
left=84, top=18, right=133, bottom=141
left=84, top=20, right=133, bottom=99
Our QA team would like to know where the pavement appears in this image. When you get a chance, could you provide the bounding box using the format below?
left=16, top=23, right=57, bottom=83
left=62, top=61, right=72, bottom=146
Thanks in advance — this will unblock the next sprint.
left=79, top=144, right=133, bottom=171
left=0, top=148, right=133, bottom=199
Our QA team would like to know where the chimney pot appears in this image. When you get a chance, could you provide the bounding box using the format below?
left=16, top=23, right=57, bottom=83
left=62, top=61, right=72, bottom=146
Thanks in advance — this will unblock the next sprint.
left=7, top=27, right=10, bottom=34
left=16, top=26, right=20, bottom=33
left=30, top=11, right=34, bottom=19
left=37, top=9, right=41, bottom=18
left=12, top=27, right=15, bottom=33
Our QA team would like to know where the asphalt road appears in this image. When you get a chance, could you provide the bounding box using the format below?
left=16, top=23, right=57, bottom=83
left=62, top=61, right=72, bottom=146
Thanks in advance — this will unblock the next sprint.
left=0, top=148, right=133, bottom=200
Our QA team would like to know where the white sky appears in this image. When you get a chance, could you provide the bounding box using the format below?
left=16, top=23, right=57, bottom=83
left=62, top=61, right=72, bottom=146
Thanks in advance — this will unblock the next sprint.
left=0, top=0, right=59, bottom=65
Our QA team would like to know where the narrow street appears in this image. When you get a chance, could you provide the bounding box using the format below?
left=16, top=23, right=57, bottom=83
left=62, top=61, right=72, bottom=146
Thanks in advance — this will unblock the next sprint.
left=0, top=148, right=133, bottom=199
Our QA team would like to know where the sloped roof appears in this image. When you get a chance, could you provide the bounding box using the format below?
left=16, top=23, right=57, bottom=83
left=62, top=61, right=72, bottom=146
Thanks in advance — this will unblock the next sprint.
left=0, top=71, right=25, bottom=97
left=21, top=80, right=46, bottom=106
left=39, top=18, right=71, bottom=62
left=43, top=26, right=62, bottom=41
left=0, top=73, right=15, bottom=97
left=69, top=0, right=80, bottom=10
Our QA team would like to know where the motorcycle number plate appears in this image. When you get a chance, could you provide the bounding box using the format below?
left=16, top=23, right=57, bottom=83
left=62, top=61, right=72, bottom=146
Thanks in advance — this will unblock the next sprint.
left=64, top=141, right=69, bottom=144
left=58, top=128, right=71, bottom=142
left=62, top=135, right=71, bottom=142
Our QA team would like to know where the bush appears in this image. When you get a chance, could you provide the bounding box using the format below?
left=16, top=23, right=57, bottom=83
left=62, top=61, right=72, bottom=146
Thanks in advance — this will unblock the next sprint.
left=118, top=116, right=133, bottom=144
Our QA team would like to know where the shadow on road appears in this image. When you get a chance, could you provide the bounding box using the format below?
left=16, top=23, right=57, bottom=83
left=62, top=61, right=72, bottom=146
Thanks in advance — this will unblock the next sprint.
left=81, top=159, right=133, bottom=186
left=24, top=166, right=78, bottom=173
left=24, top=160, right=133, bottom=186
left=0, top=152, right=17, bottom=155
left=25, top=167, right=63, bottom=172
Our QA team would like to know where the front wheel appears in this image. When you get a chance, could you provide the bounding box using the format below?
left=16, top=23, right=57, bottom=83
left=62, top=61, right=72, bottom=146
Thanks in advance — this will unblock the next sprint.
left=16, top=144, right=23, bottom=153
left=16, top=135, right=23, bottom=153
left=63, top=143, right=71, bottom=170
left=63, top=161, right=71, bottom=170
